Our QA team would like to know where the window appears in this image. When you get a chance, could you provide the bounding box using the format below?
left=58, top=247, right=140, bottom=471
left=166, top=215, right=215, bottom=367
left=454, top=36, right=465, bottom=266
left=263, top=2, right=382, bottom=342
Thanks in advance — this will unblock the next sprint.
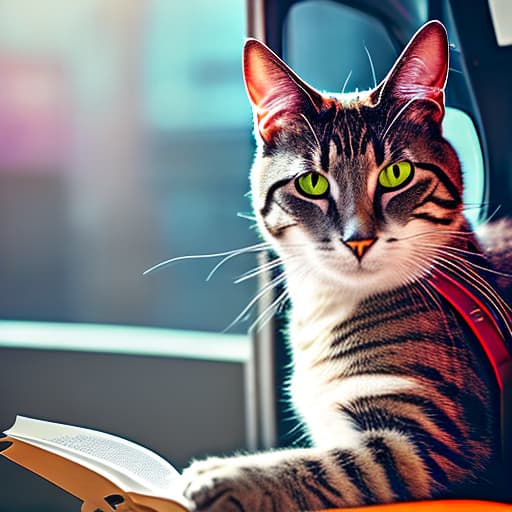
left=0, top=0, right=258, bottom=333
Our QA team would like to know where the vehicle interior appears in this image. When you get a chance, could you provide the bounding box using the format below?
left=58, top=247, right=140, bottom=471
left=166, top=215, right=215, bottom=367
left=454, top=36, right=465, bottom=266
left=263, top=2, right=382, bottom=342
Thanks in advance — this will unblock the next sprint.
left=0, top=0, right=511, bottom=510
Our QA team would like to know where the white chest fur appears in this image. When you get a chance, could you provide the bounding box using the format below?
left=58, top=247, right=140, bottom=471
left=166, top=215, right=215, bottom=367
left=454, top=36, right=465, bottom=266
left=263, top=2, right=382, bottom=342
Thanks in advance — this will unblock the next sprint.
left=286, top=277, right=418, bottom=449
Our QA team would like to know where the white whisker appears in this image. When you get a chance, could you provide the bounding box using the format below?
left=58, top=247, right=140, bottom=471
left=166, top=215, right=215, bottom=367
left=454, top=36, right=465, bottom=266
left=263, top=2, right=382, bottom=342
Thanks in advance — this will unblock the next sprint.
left=364, top=44, right=377, bottom=88
left=476, top=204, right=502, bottom=227
left=299, top=113, right=322, bottom=153
left=381, top=92, right=423, bottom=142
left=205, top=246, right=263, bottom=282
left=234, top=256, right=293, bottom=284
left=393, top=228, right=472, bottom=243
left=426, top=254, right=512, bottom=337
left=341, top=69, right=353, bottom=95
left=249, top=289, right=289, bottom=333
left=237, top=211, right=257, bottom=222
left=415, top=241, right=512, bottom=279
left=223, top=272, right=287, bottom=332
left=406, top=249, right=459, bottom=341
left=143, top=241, right=271, bottom=276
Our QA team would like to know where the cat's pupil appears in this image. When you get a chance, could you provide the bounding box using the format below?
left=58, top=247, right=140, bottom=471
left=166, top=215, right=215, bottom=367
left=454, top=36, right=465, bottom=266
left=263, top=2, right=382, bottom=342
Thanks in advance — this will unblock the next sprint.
left=311, top=173, right=319, bottom=188
left=392, top=164, right=400, bottom=179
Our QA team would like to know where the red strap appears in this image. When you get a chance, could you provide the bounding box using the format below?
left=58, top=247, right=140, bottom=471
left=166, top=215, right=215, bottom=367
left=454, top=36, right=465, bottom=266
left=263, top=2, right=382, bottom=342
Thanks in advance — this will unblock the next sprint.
left=429, top=269, right=511, bottom=390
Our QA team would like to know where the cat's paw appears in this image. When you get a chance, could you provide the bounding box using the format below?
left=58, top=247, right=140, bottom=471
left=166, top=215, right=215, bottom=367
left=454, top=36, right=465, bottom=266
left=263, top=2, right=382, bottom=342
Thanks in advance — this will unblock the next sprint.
left=180, top=456, right=275, bottom=512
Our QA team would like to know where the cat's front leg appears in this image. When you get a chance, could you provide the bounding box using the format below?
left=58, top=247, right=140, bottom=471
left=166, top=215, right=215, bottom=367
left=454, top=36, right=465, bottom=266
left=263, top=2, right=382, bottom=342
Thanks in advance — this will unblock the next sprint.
left=180, top=445, right=392, bottom=512
left=180, top=434, right=438, bottom=511
left=180, top=448, right=331, bottom=512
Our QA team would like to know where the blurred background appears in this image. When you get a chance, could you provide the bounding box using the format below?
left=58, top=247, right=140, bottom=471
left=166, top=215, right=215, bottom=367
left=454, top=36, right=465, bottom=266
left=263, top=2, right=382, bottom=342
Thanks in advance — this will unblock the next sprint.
left=0, top=0, right=258, bottom=333
left=0, top=3, right=258, bottom=508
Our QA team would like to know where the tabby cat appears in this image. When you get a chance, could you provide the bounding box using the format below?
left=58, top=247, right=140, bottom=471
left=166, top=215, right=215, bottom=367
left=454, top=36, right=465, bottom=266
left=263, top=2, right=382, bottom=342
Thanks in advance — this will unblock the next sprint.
left=180, top=20, right=511, bottom=511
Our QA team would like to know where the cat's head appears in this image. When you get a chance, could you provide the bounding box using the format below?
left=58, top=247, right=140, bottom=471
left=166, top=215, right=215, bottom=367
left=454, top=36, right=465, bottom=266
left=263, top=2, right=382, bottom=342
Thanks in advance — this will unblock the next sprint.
left=243, top=21, right=466, bottom=298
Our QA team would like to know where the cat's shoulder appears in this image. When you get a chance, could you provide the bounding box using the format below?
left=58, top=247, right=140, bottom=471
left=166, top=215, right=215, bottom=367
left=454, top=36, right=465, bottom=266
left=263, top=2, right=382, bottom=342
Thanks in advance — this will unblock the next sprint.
left=476, top=218, right=512, bottom=258
left=476, top=218, right=512, bottom=291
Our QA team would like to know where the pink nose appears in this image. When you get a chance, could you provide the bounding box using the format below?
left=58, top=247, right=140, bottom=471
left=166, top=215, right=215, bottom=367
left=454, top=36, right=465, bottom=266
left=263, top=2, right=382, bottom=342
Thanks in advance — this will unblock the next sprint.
left=345, top=238, right=376, bottom=259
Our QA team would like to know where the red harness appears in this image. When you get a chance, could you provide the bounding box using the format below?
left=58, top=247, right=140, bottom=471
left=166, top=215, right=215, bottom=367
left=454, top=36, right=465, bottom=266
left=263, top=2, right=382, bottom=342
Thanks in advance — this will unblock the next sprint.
left=429, top=269, right=512, bottom=491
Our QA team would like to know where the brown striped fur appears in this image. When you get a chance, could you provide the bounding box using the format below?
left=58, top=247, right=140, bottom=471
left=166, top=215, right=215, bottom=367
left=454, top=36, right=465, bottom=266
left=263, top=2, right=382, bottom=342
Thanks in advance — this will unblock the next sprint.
left=181, top=21, right=509, bottom=511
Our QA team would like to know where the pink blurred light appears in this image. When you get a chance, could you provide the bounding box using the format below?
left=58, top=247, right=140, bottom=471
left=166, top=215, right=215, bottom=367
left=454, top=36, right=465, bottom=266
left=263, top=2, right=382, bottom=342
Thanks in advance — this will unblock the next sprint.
left=0, top=54, right=72, bottom=173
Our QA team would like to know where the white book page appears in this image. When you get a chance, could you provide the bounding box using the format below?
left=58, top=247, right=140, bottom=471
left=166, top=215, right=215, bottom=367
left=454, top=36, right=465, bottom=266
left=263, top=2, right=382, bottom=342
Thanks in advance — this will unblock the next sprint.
left=4, top=416, right=181, bottom=495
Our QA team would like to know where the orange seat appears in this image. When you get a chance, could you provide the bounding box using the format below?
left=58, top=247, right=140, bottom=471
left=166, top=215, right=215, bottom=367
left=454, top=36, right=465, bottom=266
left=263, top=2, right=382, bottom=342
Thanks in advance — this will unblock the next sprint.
left=324, top=500, right=512, bottom=512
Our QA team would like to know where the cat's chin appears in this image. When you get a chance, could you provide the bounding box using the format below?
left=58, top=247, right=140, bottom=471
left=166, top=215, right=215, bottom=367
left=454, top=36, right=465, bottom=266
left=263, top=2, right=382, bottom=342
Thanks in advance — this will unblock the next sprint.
left=285, top=257, right=414, bottom=304
left=323, top=267, right=409, bottom=297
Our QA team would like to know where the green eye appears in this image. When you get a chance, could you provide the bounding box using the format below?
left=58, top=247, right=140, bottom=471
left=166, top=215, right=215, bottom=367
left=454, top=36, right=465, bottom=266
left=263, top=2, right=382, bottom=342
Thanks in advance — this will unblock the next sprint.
left=296, top=172, right=329, bottom=198
left=378, top=161, right=414, bottom=189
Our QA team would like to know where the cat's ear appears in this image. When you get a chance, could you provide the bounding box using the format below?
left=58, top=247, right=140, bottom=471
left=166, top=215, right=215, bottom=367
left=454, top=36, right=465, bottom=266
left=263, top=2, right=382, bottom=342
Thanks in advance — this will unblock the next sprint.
left=243, top=39, right=323, bottom=142
left=371, top=21, right=449, bottom=120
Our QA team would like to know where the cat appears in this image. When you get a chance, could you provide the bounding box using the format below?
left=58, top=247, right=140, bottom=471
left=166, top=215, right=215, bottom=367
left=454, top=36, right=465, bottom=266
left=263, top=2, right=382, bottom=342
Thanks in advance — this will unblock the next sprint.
left=179, top=20, right=511, bottom=511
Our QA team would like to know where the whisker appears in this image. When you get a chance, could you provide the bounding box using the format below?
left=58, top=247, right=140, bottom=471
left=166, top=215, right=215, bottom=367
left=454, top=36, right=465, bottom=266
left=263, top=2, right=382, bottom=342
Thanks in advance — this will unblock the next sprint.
left=234, top=257, right=289, bottom=284
left=393, top=228, right=472, bottom=243
left=283, top=418, right=307, bottom=438
left=249, top=289, right=289, bottom=333
left=448, top=67, right=464, bottom=75
left=237, top=211, right=257, bottom=222
left=406, top=250, right=459, bottom=341
left=462, top=201, right=494, bottom=211
left=143, top=241, right=271, bottom=276
left=206, top=243, right=275, bottom=281
left=408, top=281, right=432, bottom=311
left=381, top=92, right=423, bottom=142
left=363, top=43, right=377, bottom=88
left=428, top=255, right=512, bottom=337
left=278, top=292, right=290, bottom=313
left=477, top=204, right=502, bottom=226
left=223, top=272, right=287, bottom=332
left=415, top=241, right=512, bottom=279
left=462, top=200, right=494, bottom=207
left=411, top=239, right=481, bottom=258
left=436, top=255, right=511, bottom=315
left=341, top=69, right=353, bottom=95
left=421, top=279, right=459, bottom=343
left=299, top=113, right=322, bottom=153
left=207, top=254, right=248, bottom=282
left=422, top=242, right=484, bottom=259
left=461, top=205, right=485, bottom=212
left=248, top=262, right=313, bottom=333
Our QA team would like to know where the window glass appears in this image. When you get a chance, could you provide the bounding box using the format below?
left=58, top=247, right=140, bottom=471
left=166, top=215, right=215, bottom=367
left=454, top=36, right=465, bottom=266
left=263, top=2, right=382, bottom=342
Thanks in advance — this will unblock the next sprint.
left=144, top=1, right=250, bottom=131
left=285, top=0, right=396, bottom=93
left=443, top=107, right=484, bottom=227
left=0, top=0, right=257, bottom=333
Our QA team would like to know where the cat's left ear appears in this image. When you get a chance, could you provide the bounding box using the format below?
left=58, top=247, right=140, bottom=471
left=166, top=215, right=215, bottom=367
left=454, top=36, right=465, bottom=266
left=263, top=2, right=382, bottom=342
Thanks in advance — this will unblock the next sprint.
left=371, top=20, right=449, bottom=120
left=243, top=39, right=324, bottom=143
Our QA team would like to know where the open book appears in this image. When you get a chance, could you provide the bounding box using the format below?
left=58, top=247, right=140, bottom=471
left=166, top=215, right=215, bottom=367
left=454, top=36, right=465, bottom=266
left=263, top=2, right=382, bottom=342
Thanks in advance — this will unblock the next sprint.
left=3, top=417, right=510, bottom=512
left=0, top=416, right=190, bottom=512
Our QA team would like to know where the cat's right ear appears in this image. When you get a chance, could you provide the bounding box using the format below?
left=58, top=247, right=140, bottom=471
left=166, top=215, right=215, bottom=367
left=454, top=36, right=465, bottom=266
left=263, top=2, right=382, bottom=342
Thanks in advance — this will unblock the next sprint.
left=243, top=39, right=323, bottom=143
left=370, top=21, right=449, bottom=120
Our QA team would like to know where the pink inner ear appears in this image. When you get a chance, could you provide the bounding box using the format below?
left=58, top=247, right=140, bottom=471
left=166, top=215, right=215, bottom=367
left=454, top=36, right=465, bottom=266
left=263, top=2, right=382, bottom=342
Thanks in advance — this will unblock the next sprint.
left=243, top=39, right=322, bottom=141
left=374, top=21, right=449, bottom=111
left=393, top=39, right=448, bottom=101
left=243, top=41, right=276, bottom=108
left=244, top=42, right=304, bottom=115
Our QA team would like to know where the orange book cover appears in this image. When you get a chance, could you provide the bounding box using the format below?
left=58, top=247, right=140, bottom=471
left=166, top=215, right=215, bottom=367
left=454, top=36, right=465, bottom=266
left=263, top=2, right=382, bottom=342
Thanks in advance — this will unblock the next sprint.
left=0, top=416, right=190, bottom=512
